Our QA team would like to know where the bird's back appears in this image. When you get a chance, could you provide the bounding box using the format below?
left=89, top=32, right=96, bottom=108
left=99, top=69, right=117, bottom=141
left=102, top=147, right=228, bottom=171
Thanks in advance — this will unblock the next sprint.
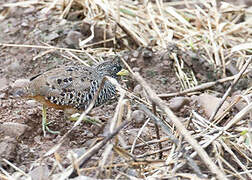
left=16, top=59, right=122, bottom=112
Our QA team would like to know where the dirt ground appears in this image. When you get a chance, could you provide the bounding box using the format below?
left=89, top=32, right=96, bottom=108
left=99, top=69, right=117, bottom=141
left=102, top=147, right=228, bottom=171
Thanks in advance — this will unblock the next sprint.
left=0, top=2, right=182, bottom=175
left=0, top=0, right=251, bottom=179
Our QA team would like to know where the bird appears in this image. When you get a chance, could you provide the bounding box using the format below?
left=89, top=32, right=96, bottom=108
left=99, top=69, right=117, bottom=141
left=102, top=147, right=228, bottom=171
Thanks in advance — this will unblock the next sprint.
left=16, top=57, right=128, bottom=136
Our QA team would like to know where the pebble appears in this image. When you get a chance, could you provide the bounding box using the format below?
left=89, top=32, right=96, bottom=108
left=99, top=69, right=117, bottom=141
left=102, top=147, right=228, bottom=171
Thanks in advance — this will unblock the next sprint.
left=65, top=30, right=83, bottom=48
left=169, top=96, right=190, bottom=112
left=29, top=165, right=49, bottom=180
left=133, top=84, right=143, bottom=94
left=131, top=110, right=145, bottom=124
left=132, top=50, right=139, bottom=58
left=0, top=122, right=30, bottom=138
left=0, top=136, right=17, bottom=161
left=142, top=49, right=153, bottom=59
left=132, top=67, right=140, bottom=72
left=193, top=94, right=230, bottom=119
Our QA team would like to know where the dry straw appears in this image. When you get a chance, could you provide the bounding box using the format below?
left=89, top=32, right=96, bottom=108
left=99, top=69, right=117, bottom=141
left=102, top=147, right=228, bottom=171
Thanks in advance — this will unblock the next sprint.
left=0, top=0, right=252, bottom=179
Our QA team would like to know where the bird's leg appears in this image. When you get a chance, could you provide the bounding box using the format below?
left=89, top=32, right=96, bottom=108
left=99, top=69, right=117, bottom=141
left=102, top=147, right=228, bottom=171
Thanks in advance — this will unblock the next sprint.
left=69, top=113, right=97, bottom=123
left=65, top=111, right=102, bottom=125
left=42, top=105, right=60, bottom=136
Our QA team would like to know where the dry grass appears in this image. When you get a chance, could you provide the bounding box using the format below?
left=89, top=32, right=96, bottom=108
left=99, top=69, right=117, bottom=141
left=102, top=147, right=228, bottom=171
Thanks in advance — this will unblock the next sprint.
left=0, top=0, right=252, bottom=179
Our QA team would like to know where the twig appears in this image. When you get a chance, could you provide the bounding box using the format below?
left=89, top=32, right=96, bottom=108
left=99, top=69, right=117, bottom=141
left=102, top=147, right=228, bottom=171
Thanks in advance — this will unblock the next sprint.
left=158, top=69, right=251, bottom=98
left=123, top=136, right=171, bottom=150
left=152, top=103, right=163, bottom=159
left=134, top=72, right=228, bottom=180
left=139, top=104, right=204, bottom=177
left=174, top=102, right=252, bottom=172
left=209, top=57, right=251, bottom=121
left=69, top=120, right=130, bottom=178
left=137, top=146, right=171, bottom=158
left=130, top=116, right=151, bottom=154
left=139, top=104, right=178, bottom=143
left=1, top=159, right=29, bottom=179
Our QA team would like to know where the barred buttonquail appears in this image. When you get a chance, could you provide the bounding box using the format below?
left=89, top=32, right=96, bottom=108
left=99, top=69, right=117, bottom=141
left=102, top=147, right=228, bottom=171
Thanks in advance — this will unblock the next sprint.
left=18, top=57, right=127, bottom=136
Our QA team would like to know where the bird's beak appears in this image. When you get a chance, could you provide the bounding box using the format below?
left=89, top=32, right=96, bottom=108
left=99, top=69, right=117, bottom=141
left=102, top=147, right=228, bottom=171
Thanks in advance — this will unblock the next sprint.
left=117, top=69, right=129, bottom=76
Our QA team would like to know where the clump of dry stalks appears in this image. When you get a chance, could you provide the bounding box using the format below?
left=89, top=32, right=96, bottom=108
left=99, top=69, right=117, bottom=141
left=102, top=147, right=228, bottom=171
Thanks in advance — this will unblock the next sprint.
left=0, top=0, right=252, bottom=179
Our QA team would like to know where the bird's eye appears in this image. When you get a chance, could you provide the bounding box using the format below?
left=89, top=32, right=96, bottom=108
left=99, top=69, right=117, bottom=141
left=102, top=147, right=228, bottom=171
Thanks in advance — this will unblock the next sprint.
left=112, top=67, right=117, bottom=71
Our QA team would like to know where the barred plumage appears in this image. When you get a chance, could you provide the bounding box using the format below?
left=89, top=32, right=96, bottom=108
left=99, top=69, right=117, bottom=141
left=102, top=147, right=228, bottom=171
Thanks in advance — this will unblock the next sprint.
left=19, top=57, right=123, bottom=113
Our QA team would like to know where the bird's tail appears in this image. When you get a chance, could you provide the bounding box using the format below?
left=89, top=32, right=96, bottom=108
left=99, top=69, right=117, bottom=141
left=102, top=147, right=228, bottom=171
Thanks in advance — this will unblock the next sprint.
left=11, top=79, right=31, bottom=98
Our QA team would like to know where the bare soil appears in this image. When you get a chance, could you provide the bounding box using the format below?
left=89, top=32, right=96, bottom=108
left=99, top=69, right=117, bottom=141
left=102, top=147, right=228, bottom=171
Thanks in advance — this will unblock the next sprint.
left=0, top=0, right=251, bottom=179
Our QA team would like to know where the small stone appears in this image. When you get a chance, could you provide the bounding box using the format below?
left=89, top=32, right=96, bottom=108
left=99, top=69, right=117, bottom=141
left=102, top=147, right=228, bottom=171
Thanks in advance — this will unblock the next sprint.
left=132, top=50, right=139, bottom=58
left=132, top=67, right=140, bottom=72
left=142, top=49, right=153, bottom=59
left=29, top=165, right=49, bottom=180
left=131, top=110, right=145, bottom=124
left=0, top=122, right=30, bottom=138
left=0, top=136, right=17, bottom=161
left=65, top=30, right=83, bottom=48
left=194, top=94, right=230, bottom=119
left=169, top=97, right=190, bottom=112
left=133, top=84, right=143, bottom=94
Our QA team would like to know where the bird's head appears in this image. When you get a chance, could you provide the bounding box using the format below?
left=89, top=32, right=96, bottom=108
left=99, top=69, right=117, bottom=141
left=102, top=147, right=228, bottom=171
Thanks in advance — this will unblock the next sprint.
left=96, top=57, right=128, bottom=79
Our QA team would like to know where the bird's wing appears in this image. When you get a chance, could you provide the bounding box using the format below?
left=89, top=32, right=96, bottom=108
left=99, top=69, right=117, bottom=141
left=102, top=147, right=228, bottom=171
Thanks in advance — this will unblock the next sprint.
left=28, top=66, right=99, bottom=109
